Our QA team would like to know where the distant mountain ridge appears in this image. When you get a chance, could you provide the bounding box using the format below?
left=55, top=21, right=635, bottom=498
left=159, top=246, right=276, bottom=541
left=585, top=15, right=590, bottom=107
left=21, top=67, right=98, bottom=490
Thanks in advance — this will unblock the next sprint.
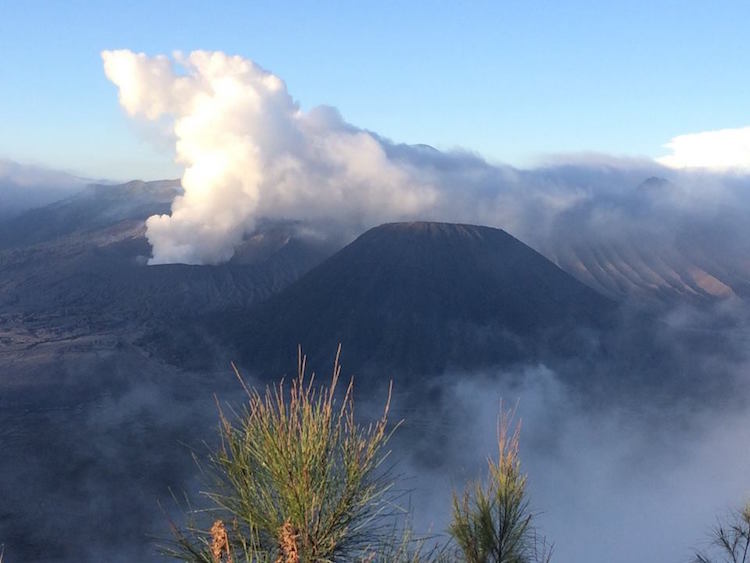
left=0, top=179, right=180, bottom=250
left=543, top=176, right=750, bottom=302
left=0, top=159, right=89, bottom=219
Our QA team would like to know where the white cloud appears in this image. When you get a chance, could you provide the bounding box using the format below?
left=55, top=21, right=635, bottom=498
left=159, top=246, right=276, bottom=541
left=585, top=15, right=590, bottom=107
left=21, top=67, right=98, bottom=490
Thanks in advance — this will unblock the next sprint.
left=657, top=126, right=750, bottom=171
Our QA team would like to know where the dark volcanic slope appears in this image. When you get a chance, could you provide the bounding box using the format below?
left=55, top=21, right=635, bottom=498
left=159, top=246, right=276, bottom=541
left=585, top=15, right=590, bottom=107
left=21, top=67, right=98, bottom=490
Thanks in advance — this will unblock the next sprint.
left=0, top=180, right=337, bottom=374
left=0, top=179, right=179, bottom=250
left=230, top=222, right=614, bottom=378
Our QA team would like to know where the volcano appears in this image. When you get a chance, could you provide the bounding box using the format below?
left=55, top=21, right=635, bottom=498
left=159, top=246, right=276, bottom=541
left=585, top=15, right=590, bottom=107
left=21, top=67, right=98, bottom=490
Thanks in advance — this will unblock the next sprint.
left=227, top=222, right=614, bottom=379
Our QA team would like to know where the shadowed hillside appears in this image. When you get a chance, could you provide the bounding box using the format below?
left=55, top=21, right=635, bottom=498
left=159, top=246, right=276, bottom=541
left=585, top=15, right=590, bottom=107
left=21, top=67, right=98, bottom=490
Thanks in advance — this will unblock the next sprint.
left=226, top=222, right=615, bottom=379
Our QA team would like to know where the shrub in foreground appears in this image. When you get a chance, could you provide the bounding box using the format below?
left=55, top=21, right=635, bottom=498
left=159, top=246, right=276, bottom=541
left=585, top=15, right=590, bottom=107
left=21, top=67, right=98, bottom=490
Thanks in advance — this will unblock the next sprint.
left=449, top=407, right=552, bottom=563
left=163, top=347, right=400, bottom=562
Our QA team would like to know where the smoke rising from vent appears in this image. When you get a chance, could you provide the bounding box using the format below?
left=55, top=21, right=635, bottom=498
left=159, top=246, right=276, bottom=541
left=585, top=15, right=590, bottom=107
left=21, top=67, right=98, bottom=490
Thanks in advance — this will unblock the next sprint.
left=102, top=50, right=436, bottom=264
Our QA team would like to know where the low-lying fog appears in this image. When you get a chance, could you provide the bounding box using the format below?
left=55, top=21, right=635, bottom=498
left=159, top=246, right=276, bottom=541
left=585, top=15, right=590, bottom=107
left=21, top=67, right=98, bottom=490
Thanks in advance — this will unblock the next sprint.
left=2, top=299, right=749, bottom=561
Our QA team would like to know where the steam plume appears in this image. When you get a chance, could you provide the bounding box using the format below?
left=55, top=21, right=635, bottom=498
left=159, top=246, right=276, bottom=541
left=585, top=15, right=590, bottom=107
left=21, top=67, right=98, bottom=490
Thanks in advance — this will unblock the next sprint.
left=102, top=50, right=435, bottom=264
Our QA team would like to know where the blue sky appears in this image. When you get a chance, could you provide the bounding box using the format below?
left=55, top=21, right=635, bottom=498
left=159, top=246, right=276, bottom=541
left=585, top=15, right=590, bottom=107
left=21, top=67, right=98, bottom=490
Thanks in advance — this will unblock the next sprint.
left=1, top=0, right=749, bottom=181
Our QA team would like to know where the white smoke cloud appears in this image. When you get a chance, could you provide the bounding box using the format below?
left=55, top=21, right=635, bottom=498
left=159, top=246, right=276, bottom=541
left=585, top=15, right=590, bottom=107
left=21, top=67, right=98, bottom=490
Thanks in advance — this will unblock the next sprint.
left=102, top=50, right=437, bottom=264
left=657, top=126, right=750, bottom=171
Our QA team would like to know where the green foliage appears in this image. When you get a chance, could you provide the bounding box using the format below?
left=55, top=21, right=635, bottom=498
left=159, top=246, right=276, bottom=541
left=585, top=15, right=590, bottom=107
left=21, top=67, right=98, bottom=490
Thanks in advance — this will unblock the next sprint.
left=162, top=346, right=401, bottom=562
left=694, top=502, right=750, bottom=563
left=449, top=407, right=551, bottom=563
